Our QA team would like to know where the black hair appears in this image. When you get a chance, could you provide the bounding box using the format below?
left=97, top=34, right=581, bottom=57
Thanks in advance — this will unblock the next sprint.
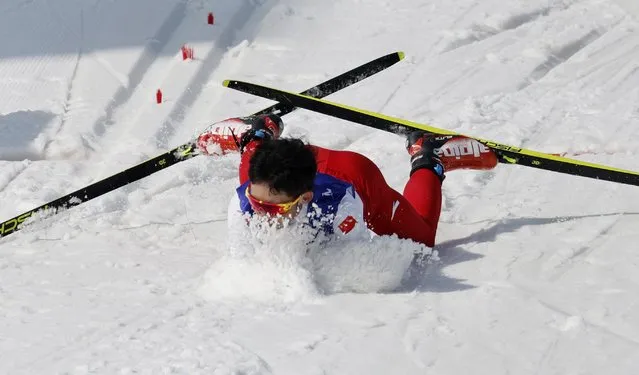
left=248, top=138, right=317, bottom=197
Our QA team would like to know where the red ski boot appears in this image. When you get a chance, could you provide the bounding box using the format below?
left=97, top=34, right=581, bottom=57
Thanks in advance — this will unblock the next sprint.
left=406, top=132, right=498, bottom=174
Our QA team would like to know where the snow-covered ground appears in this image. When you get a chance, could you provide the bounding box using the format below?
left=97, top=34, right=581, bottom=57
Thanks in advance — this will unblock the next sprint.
left=1, top=0, right=639, bottom=373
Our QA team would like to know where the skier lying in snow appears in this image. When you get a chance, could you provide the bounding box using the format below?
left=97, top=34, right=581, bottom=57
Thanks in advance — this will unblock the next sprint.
left=195, top=114, right=498, bottom=248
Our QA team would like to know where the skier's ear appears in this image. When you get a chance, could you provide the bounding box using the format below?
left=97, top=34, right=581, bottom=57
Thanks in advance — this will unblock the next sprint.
left=301, top=191, right=313, bottom=203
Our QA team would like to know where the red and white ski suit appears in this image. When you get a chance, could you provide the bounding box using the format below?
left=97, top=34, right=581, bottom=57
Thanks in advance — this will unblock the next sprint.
left=236, top=143, right=442, bottom=247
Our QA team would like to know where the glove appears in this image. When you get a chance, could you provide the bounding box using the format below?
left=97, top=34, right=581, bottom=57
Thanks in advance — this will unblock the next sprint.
left=237, top=114, right=283, bottom=152
left=196, top=114, right=283, bottom=155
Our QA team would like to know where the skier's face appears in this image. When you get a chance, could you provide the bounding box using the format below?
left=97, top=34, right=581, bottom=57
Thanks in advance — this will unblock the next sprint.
left=247, top=182, right=313, bottom=219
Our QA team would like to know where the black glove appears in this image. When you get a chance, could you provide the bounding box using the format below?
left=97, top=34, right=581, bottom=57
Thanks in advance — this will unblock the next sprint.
left=238, top=114, right=284, bottom=153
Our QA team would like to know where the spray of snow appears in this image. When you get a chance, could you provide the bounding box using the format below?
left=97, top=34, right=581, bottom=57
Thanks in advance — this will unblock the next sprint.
left=310, top=235, right=432, bottom=293
left=199, top=214, right=433, bottom=302
left=198, top=215, right=320, bottom=303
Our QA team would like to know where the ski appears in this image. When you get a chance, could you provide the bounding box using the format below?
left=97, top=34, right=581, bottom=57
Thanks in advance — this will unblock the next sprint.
left=0, top=52, right=405, bottom=238
left=223, top=79, right=639, bottom=187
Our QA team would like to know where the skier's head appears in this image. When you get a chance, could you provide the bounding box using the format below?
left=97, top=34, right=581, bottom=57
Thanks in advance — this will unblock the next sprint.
left=246, top=138, right=316, bottom=218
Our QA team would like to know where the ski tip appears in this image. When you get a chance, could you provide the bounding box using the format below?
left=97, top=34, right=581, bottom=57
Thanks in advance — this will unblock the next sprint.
left=398, top=51, right=405, bottom=60
left=222, top=80, right=231, bottom=87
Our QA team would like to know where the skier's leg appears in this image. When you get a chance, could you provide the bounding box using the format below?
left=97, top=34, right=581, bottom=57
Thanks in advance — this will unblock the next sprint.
left=239, top=140, right=259, bottom=185
left=398, top=168, right=442, bottom=245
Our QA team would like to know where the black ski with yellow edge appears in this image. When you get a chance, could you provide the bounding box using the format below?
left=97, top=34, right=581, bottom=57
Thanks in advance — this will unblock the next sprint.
left=0, top=52, right=405, bottom=238
left=223, top=79, right=639, bottom=187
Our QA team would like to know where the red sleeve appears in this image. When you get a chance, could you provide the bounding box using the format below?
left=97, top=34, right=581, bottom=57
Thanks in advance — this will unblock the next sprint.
left=239, top=140, right=261, bottom=185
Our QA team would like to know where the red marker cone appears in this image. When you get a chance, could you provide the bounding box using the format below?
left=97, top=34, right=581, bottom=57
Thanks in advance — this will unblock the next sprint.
left=156, top=89, right=163, bottom=104
left=181, top=45, right=195, bottom=60
left=208, top=12, right=214, bottom=25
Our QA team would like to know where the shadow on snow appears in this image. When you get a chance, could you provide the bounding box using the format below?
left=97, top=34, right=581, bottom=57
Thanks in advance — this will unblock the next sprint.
left=398, top=211, right=639, bottom=293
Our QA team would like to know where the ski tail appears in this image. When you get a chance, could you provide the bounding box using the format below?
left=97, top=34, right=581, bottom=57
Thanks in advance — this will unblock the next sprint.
left=222, top=79, right=639, bottom=187
left=0, top=52, right=405, bottom=238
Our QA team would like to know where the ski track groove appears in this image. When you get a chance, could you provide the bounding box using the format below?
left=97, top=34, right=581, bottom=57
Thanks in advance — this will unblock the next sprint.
left=0, top=4, right=185, bottom=230
left=373, top=2, right=558, bottom=114
left=533, top=337, right=560, bottom=375
left=377, top=54, right=428, bottom=113
left=59, top=0, right=261, bottom=221
left=573, top=33, right=639, bottom=86
left=15, top=3, right=188, bottom=229
left=439, top=4, right=564, bottom=54
left=379, top=2, right=570, bottom=114
left=547, top=215, right=622, bottom=282
left=507, top=17, right=627, bottom=110
left=0, top=162, right=29, bottom=194
left=432, top=64, right=481, bottom=103
left=517, top=28, right=606, bottom=91
left=417, top=5, right=613, bottom=163
left=42, top=1, right=84, bottom=158
left=153, top=0, right=260, bottom=149
left=511, top=24, right=613, bottom=157
left=90, top=2, right=187, bottom=140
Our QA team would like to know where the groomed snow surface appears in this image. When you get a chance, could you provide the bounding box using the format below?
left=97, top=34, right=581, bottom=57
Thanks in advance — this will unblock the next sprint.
left=1, top=0, right=639, bottom=373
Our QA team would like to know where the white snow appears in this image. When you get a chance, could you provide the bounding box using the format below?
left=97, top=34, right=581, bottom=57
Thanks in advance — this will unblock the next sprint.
left=1, top=0, right=639, bottom=373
